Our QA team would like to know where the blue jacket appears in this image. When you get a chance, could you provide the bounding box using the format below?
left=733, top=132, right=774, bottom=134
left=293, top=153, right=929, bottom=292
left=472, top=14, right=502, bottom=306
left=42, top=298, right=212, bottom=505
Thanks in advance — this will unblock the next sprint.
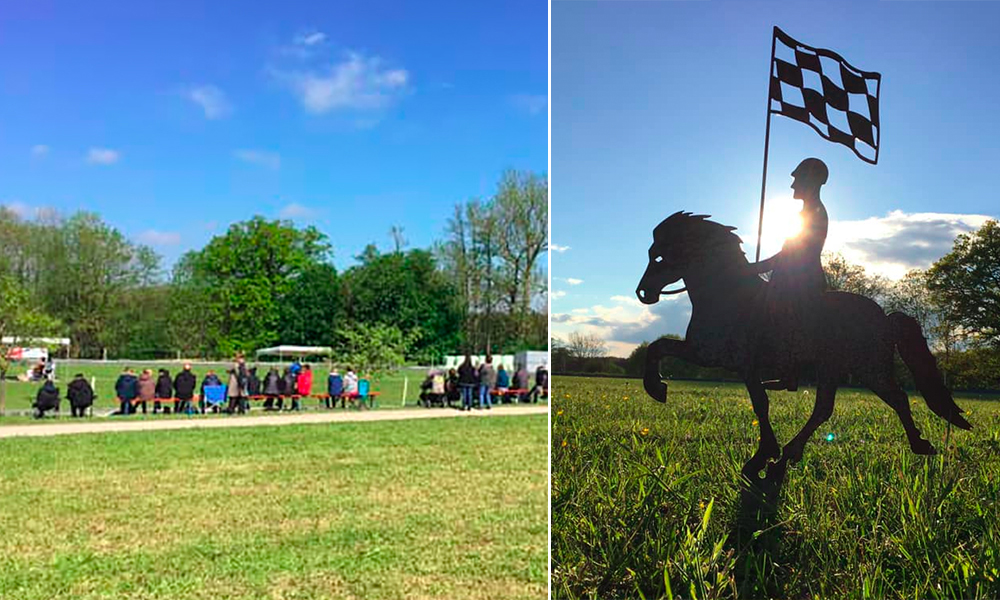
left=328, top=374, right=344, bottom=396
left=496, top=369, right=510, bottom=388
left=115, top=373, right=139, bottom=401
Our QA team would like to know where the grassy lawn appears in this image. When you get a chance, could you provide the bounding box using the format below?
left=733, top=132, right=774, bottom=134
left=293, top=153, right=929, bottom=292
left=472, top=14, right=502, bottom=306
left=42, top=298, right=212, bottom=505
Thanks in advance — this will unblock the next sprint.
left=552, top=376, right=1000, bottom=599
left=0, top=414, right=547, bottom=599
left=1, top=361, right=505, bottom=416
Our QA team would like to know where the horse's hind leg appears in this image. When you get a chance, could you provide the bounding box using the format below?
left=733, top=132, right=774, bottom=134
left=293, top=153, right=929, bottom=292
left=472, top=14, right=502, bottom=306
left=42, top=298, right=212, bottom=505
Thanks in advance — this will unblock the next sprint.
left=742, top=379, right=780, bottom=478
left=782, top=381, right=836, bottom=464
left=869, top=379, right=936, bottom=455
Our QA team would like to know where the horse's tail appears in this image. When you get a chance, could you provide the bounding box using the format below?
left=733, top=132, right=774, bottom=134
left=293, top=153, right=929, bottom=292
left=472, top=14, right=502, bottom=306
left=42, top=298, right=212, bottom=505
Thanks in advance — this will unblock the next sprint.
left=890, top=312, right=971, bottom=430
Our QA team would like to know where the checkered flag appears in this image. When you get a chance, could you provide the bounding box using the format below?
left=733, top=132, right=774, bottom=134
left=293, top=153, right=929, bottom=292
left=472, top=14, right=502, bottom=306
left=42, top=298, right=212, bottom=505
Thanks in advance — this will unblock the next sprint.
left=768, top=27, right=882, bottom=164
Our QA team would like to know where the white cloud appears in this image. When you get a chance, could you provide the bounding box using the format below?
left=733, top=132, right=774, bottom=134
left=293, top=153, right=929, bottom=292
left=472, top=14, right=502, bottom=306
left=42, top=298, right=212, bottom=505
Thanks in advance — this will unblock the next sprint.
left=186, top=85, right=232, bottom=119
left=30, top=144, right=49, bottom=157
left=550, top=244, right=570, bottom=253
left=234, top=149, right=281, bottom=170
left=825, top=210, right=993, bottom=279
left=566, top=278, right=583, bottom=286
left=136, top=230, right=181, bottom=246
left=551, top=290, right=567, bottom=300
left=552, top=293, right=690, bottom=357
left=510, top=93, right=547, bottom=115
left=279, top=202, right=315, bottom=219
left=274, top=51, right=409, bottom=114
left=86, top=148, right=120, bottom=165
left=294, top=31, right=327, bottom=47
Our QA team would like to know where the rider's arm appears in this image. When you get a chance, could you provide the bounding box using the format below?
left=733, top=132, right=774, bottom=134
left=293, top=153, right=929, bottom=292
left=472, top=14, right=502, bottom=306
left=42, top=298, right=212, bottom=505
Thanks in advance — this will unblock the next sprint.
left=748, top=254, right=779, bottom=273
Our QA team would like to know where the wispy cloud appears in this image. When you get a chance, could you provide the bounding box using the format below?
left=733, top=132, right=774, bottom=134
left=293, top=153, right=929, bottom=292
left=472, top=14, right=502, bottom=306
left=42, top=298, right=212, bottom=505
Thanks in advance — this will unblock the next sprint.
left=510, top=93, right=547, bottom=115
left=136, top=230, right=181, bottom=246
left=30, top=144, right=49, bottom=157
left=550, top=244, right=570, bottom=253
left=186, top=85, right=232, bottom=119
left=234, top=149, right=281, bottom=170
left=279, top=202, right=316, bottom=219
left=279, top=30, right=329, bottom=59
left=86, top=148, right=120, bottom=165
left=294, top=31, right=327, bottom=47
left=551, top=290, right=567, bottom=300
left=273, top=50, right=409, bottom=114
left=566, top=278, right=584, bottom=286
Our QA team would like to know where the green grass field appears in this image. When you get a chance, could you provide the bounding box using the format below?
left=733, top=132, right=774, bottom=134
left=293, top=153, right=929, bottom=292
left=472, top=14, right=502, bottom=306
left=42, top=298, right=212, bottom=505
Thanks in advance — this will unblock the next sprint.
left=552, top=376, right=1000, bottom=599
left=1, top=361, right=430, bottom=415
left=0, top=413, right=547, bottom=599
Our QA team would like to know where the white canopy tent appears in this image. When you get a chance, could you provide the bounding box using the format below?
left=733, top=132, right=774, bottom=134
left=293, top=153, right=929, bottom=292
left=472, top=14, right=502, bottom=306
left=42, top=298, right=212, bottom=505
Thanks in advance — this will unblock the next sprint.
left=2, top=336, right=72, bottom=360
left=255, top=345, right=333, bottom=361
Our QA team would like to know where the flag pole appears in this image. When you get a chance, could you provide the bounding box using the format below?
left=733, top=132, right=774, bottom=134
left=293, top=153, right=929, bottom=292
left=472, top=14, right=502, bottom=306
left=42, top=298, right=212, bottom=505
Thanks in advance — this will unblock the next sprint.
left=755, top=27, right=778, bottom=263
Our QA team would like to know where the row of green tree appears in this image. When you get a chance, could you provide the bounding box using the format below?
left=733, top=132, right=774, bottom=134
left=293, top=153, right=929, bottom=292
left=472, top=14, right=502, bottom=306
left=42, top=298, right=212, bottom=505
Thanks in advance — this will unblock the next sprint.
left=0, top=170, right=549, bottom=366
left=554, top=219, right=1000, bottom=390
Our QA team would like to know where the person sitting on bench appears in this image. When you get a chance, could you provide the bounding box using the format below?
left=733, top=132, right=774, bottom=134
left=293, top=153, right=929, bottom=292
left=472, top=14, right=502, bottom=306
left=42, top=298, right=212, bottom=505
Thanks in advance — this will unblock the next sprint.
left=327, top=369, right=344, bottom=408
left=136, top=369, right=155, bottom=415
left=66, top=373, right=94, bottom=418
left=496, top=364, right=510, bottom=403
left=114, top=367, right=139, bottom=415
left=154, top=368, right=173, bottom=414
left=262, top=367, right=281, bottom=410
left=293, top=364, right=312, bottom=411
left=173, top=363, right=197, bottom=414
left=33, top=379, right=60, bottom=418
left=343, top=367, right=359, bottom=404
left=199, top=370, right=223, bottom=413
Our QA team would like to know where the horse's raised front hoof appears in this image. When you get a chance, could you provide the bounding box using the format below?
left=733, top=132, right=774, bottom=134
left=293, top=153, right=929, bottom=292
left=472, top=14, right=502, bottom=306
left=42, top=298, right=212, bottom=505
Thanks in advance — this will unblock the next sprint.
left=643, top=375, right=667, bottom=403
left=910, top=438, right=937, bottom=455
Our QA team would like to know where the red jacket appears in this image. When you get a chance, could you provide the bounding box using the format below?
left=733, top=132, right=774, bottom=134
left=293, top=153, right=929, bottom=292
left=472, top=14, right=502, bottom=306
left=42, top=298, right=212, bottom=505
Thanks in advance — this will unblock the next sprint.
left=296, top=369, right=313, bottom=396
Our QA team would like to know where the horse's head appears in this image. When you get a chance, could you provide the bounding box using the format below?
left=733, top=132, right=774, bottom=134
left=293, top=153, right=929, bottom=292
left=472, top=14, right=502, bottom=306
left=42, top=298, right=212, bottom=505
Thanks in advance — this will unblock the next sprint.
left=636, top=212, right=744, bottom=305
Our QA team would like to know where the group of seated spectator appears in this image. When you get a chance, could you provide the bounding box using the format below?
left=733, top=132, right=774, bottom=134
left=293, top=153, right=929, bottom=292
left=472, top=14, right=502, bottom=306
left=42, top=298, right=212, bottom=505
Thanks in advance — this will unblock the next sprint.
left=421, top=356, right=548, bottom=410
left=31, top=373, right=95, bottom=418
left=104, top=357, right=367, bottom=416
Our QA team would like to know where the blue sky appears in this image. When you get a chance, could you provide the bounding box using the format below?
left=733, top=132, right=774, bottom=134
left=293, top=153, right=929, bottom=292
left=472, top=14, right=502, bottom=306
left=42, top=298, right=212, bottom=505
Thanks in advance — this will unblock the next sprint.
left=552, top=1, right=1000, bottom=356
left=0, top=0, right=547, bottom=271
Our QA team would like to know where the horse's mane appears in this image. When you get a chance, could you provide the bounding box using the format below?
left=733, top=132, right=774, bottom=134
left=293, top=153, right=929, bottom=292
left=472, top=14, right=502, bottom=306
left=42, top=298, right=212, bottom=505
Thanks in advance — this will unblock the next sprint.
left=653, top=211, right=745, bottom=251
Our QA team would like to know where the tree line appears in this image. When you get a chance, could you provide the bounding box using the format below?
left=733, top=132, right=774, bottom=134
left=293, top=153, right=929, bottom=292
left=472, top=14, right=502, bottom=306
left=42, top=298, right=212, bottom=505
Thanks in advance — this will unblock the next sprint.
left=554, top=219, right=1000, bottom=391
left=0, top=170, right=548, bottom=367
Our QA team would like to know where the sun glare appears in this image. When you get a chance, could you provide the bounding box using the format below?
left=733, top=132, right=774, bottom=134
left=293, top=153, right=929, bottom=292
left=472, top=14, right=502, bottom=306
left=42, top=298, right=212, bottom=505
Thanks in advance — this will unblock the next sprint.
left=759, top=195, right=803, bottom=256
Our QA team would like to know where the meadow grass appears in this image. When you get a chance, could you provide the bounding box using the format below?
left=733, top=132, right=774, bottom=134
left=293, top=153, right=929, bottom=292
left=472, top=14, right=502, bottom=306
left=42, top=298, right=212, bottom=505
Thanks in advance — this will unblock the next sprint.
left=551, top=376, right=1000, bottom=599
left=0, top=413, right=547, bottom=599
left=1, top=361, right=434, bottom=415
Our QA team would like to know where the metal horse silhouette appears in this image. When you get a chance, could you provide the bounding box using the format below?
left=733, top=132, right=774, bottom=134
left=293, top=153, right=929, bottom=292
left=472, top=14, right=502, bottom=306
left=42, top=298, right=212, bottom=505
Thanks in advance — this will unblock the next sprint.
left=635, top=159, right=971, bottom=481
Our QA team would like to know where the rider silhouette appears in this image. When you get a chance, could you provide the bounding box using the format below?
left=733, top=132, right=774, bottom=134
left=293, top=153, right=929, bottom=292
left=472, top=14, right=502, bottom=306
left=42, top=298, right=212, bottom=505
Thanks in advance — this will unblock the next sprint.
left=754, top=158, right=829, bottom=391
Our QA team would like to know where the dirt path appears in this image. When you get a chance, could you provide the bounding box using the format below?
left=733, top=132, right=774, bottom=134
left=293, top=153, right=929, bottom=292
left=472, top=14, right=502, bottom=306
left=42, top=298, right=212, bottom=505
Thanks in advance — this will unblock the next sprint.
left=0, top=405, right=549, bottom=439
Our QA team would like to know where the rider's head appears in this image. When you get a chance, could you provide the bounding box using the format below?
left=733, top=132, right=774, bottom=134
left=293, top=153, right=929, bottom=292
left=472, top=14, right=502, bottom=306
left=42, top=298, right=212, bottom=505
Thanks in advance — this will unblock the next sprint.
left=790, top=158, right=828, bottom=201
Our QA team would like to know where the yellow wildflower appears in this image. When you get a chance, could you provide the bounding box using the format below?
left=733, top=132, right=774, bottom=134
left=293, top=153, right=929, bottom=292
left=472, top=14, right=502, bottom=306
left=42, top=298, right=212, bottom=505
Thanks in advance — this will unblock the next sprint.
left=561, top=439, right=567, bottom=447
left=557, top=410, right=564, bottom=416
left=752, top=419, right=759, bottom=427
left=640, top=427, right=650, bottom=436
